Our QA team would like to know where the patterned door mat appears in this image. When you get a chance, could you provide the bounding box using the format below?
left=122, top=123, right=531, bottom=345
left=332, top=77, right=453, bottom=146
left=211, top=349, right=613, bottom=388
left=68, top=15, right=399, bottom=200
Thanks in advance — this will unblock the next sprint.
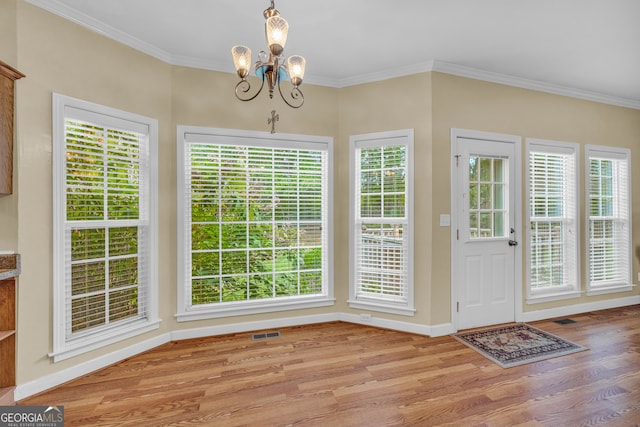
left=453, top=323, right=587, bottom=368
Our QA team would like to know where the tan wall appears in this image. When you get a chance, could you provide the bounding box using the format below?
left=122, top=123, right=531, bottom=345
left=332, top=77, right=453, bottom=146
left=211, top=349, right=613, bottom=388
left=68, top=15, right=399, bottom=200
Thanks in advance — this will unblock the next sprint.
left=7, top=2, right=639, bottom=391
left=171, top=66, right=339, bottom=135
left=14, top=3, right=173, bottom=384
left=0, top=0, right=19, bottom=251
left=168, top=67, right=340, bottom=331
left=11, top=3, right=341, bottom=385
left=431, top=72, right=640, bottom=323
left=0, top=0, right=17, bottom=64
left=337, top=75, right=434, bottom=324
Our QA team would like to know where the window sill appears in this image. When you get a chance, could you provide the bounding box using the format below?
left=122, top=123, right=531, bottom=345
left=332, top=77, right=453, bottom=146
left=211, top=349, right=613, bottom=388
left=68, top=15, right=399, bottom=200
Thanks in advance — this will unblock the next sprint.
left=49, top=319, right=161, bottom=363
left=526, top=290, right=582, bottom=305
left=176, top=296, right=335, bottom=322
left=587, top=284, right=634, bottom=296
left=347, top=299, right=415, bottom=317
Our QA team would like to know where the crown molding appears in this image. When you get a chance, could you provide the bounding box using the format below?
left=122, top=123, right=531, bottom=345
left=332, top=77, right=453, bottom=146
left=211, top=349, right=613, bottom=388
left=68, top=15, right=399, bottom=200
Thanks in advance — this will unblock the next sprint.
left=170, top=55, right=233, bottom=74
left=431, top=61, right=640, bottom=110
left=25, top=0, right=640, bottom=110
left=320, top=62, right=640, bottom=110
left=25, top=0, right=173, bottom=63
left=331, top=61, right=437, bottom=88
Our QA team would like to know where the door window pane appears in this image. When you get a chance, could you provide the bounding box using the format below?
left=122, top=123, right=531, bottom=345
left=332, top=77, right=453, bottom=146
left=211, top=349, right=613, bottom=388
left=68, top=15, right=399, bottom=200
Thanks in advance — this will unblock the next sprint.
left=469, top=156, right=508, bottom=239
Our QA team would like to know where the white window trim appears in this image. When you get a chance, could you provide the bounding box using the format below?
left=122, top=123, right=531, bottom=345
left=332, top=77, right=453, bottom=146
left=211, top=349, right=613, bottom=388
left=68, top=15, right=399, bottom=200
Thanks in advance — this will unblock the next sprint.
left=176, top=126, right=334, bottom=322
left=51, top=94, right=159, bottom=362
left=348, top=129, right=415, bottom=316
left=585, top=145, right=633, bottom=296
left=525, top=138, right=581, bottom=304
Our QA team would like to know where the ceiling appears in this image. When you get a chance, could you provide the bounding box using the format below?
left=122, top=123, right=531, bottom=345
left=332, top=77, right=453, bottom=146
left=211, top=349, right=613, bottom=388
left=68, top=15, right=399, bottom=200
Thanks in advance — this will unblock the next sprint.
left=27, top=0, right=640, bottom=108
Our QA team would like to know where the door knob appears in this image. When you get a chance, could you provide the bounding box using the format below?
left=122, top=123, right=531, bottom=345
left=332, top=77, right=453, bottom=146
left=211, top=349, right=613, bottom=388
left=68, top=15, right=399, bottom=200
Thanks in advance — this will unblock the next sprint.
left=508, top=240, right=518, bottom=246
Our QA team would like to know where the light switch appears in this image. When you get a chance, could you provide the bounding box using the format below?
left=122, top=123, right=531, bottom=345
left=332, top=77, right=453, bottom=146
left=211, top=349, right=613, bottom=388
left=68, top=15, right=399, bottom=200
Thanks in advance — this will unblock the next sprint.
left=439, top=214, right=450, bottom=227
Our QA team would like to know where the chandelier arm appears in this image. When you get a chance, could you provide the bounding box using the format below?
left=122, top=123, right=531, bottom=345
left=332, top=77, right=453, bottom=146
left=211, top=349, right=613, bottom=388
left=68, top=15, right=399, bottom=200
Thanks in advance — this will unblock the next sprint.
left=235, top=77, right=266, bottom=102
left=276, top=78, right=304, bottom=108
left=232, top=0, right=305, bottom=108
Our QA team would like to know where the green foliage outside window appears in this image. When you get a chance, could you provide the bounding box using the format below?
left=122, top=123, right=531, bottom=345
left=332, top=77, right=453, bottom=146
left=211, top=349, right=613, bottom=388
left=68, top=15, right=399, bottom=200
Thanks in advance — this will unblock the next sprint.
left=66, top=120, right=142, bottom=333
left=188, top=144, right=325, bottom=305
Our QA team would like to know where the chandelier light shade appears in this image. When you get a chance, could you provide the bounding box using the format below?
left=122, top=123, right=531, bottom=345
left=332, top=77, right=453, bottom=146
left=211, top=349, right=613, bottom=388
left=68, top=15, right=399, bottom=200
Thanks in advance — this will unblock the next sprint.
left=265, top=16, right=288, bottom=56
left=231, top=46, right=252, bottom=79
left=287, top=55, right=305, bottom=86
left=231, top=0, right=305, bottom=108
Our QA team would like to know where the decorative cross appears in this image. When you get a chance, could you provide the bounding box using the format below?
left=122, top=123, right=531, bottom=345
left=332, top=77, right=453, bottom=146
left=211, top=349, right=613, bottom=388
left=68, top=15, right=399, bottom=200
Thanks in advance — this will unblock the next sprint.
left=268, top=110, right=279, bottom=134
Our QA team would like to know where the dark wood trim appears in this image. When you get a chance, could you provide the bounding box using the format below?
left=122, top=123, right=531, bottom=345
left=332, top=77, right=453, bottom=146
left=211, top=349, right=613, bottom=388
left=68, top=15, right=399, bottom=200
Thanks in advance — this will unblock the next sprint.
left=0, top=279, right=16, bottom=405
left=0, top=60, right=24, bottom=195
left=0, top=61, right=25, bottom=81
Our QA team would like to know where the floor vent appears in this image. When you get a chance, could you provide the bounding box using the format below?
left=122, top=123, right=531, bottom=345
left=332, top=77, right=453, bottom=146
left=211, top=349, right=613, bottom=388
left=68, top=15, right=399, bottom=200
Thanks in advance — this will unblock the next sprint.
left=252, top=331, right=281, bottom=341
left=553, top=318, right=577, bottom=325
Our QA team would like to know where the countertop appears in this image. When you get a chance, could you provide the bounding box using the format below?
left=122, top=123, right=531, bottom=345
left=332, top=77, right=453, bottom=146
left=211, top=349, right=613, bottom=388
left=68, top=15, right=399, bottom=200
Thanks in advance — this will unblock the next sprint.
left=0, top=253, right=20, bottom=280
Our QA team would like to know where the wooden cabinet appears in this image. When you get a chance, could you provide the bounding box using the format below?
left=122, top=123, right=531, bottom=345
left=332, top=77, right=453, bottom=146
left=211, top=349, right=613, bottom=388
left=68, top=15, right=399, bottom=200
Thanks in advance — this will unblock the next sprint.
left=0, top=254, right=19, bottom=405
left=0, top=279, right=16, bottom=404
left=0, top=60, right=25, bottom=195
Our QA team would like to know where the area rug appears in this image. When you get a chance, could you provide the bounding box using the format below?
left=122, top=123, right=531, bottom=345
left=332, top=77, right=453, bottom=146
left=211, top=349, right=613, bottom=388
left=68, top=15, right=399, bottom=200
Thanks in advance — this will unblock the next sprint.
left=453, top=323, right=587, bottom=368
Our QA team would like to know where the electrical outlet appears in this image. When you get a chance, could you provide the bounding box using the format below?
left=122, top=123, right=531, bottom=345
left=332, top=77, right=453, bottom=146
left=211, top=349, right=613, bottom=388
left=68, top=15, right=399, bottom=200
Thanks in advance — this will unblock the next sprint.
left=360, top=313, right=372, bottom=322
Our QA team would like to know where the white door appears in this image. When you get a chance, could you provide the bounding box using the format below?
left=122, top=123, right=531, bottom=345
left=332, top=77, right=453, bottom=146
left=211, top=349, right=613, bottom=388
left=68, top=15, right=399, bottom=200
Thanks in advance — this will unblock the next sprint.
left=453, top=135, right=519, bottom=330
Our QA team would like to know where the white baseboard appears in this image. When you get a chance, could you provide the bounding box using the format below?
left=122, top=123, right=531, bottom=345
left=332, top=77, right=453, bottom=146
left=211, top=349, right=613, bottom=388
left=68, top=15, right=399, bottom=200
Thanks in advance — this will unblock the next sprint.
left=521, top=295, right=640, bottom=323
left=15, top=298, right=638, bottom=400
left=14, top=333, right=171, bottom=401
left=429, top=323, right=456, bottom=337
left=338, top=312, right=455, bottom=337
left=170, top=312, right=340, bottom=341
left=338, top=312, right=430, bottom=335
left=15, top=313, right=340, bottom=401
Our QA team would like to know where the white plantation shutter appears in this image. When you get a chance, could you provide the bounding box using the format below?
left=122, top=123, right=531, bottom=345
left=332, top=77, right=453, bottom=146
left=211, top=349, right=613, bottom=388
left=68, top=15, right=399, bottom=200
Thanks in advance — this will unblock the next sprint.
left=53, top=95, right=158, bottom=361
left=356, top=224, right=408, bottom=300
left=526, top=140, right=579, bottom=298
left=586, top=146, right=631, bottom=292
left=350, top=130, right=414, bottom=315
left=65, top=118, right=148, bottom=338
left=177, top=128, right=333, bottom=319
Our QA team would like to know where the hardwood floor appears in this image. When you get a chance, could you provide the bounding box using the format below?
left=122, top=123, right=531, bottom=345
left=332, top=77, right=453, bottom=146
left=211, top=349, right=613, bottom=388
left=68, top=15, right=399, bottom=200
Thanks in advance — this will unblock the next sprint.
left=20, top=306, right=640, bottom=426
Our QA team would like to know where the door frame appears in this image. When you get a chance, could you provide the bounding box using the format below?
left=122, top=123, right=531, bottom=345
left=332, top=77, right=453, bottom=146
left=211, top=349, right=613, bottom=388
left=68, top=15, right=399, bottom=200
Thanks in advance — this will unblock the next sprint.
left=450, top=128, right=523, bottom=331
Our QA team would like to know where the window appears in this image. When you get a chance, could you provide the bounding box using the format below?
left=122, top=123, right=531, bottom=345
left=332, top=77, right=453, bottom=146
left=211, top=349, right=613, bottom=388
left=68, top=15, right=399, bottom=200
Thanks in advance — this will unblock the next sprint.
left=468, top=155, right=508, bottom=239
left=177, top=127, right=333, bottom=321
left=526, top=139, right=579, bottom=302
left=349, top=130, right=414, bottom=316
left=585, top=145, right=632, bottom=294
left=52, top=94, right=159, bottom=362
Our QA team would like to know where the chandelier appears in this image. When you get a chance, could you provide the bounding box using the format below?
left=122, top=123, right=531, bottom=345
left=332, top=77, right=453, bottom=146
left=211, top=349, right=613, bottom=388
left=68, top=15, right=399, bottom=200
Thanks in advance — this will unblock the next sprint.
left=231, top=0, right=306, bottom=108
